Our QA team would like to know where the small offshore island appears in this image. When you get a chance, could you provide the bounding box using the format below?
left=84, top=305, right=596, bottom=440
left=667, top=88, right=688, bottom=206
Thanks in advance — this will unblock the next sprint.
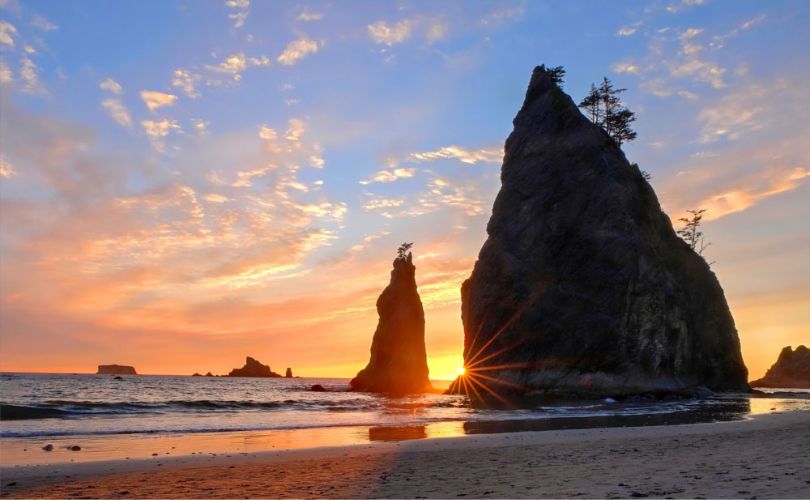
left=96, top=365, right=137, bottom=375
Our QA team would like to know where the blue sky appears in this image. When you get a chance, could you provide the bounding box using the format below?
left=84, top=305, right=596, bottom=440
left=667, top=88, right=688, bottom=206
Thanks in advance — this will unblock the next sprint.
left=1, top=0, right=808, bottom=379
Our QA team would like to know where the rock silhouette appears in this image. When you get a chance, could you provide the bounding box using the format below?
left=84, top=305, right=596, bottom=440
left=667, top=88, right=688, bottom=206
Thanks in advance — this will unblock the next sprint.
left=351, top=252, right=432, bottom=393
left=285, top=367, right=293, bottom=378
left=451, top=65, right=749, bottom=398
left=227, top=357, right=281, bottom=377
left=97, top=365, right=137, bottom=375
left=751, top=346, right=810, bottom=388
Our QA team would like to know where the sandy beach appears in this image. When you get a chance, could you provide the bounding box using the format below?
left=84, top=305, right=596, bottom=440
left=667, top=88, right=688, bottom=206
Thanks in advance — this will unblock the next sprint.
left=2, top=410, right=808, bottom=499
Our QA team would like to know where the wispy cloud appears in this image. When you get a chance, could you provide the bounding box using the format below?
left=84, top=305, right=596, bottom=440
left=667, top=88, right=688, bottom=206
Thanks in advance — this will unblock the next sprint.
left=190, top=118, right=209, bottom=135
left=99, top=78, right=123, bottom=95
left=368, top=20, right=412, bottom=46
left=697, top=84, right=768, bottom=143
left=359, top=168, right=416, bottom=185
left=297, top=9, right=323, bottom=21
left=0, top=59, right=11, bottom=83
left=102, top=99, right=132, bottom=128
left=277, top=37, right=320, bottom=66
left=0, top=21, right=16, bottom=46
left=409, top=145, right=502, bottom=165
left=666, top=0, right=705, bottom=14
left=616, top=26, right=637, bottom=37
left=30, top=14, right=58, bottom=32
left=697, top=167, right=809, bottom=221
left=140, top=90, right=178, bottom=111
left=225, top=0, right=249, bottom=29
left=612, top=61, right=641, bottom=74
left=204, top=53, right=269, bottom=82
left=171, top=69, right=201, bottom=98
left=0, top=156, right=17, bottom=178
left=142, top=119, right=181, bottom=152
left=19, top=55, right=44, bottom=94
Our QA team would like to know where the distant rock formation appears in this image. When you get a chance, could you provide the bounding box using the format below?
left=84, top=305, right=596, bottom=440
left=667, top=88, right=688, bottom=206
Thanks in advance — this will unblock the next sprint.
left=227, top=356, right=282, bottom=377
left=285, top=367, right=293, bottom=378
left=97, top=364, right=137, bottom=375
left=751, top=346, right=810, bottom=388
left=350, top=252, right=432, bottom=394
left=205, top=372, right=214, bottom=377
left=450, top=65, right=749, bottom=399
left=192, top=372, right=202, bottom=377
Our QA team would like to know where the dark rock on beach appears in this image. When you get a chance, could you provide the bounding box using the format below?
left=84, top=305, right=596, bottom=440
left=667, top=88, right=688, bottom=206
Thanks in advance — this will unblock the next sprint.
left=97, top=364, right=137, bottom=375
left=751, top=345, right=810, bottom=388
left=351, top=252, right=432, bottom=394
left=310, top=384, right=326, bottom=392
left=228, top=357, right=282, bottom=377
left=450, top=65, right=749, bottom=398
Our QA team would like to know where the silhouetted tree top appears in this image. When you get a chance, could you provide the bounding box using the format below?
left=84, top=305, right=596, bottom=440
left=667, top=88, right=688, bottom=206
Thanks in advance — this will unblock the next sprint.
left=677, top=209, right=714, bottom=265
left=546, top=65, right=566, bottom=87
left=578, top=76, right=637, bottom=146
left=397, top=242, right=413, bottom=259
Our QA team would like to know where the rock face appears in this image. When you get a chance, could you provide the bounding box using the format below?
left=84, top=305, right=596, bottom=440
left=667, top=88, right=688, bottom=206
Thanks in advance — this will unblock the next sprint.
left=227, top=357, right=281, bottom=377
left=351, top=253, right=432, bottom=393
left=97, top=364, right=137, bottom=375
left=285, top=367, right=293, bottom=378
left=451, top=66, right=749, bottom=398
left=751, top=346, right=810, bottom=388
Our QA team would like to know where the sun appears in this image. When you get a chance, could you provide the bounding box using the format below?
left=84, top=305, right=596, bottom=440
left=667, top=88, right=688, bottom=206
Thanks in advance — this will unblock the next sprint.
left=456, top=366, right=466, bottom=376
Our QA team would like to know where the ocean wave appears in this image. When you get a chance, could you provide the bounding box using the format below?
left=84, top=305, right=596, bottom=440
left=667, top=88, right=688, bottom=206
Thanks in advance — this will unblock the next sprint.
left=0, top=397, right=469, bottom=421
left=0, top=404, right=72, bottom=421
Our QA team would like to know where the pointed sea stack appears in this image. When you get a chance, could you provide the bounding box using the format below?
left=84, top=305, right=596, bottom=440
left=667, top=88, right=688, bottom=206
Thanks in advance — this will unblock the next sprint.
left=351, top=252, right=432, bottom=393
left=751, top=346, right=810, bottom=388
left=451, top=66, right=749, bottom=398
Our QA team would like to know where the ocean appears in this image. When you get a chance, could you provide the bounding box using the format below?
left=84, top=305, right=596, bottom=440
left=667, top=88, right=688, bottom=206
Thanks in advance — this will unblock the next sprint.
left=2, top=372, right=809, bottom=466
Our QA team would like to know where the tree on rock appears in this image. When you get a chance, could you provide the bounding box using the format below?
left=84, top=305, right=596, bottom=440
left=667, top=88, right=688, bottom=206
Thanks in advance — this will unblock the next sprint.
left=677, top=209, right=713, bottom=262
left=546, top=65, right=566, bottom=87
left=578, top=77, right=637, bottom=146
left=397, top=242, right=413, bottom=259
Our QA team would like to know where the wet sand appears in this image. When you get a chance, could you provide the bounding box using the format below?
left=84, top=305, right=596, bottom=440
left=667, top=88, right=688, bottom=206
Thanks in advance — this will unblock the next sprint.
left=2, top=410, right=809, bottom=498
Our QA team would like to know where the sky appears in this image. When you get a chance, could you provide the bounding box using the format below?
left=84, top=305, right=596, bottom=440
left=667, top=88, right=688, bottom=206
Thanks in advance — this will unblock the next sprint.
left=0, top=0, right=808, bottom=381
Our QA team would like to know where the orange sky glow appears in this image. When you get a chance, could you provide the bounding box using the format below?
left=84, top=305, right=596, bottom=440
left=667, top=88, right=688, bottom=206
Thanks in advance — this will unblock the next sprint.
left=1, top=1, right=808, bottom=382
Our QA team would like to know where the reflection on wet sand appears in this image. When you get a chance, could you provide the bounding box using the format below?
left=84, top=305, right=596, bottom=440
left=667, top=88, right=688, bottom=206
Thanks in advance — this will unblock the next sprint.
left=3, top=395, right=809, bottom=467
left=369, top=425, right=427, bottom=442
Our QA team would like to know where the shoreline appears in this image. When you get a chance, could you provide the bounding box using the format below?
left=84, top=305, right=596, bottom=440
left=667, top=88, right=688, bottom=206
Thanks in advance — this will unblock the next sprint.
left=2, top=410, right=809, bottom=498
left=2, top=392, right=802, bottom=468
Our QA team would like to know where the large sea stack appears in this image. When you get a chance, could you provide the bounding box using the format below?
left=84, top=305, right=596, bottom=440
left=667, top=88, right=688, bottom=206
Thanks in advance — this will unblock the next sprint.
left=351, top=252, right=432, bottom=393
left=751, top=346, right=810, bottom=388
left=452, top=66, right=749, bottom=398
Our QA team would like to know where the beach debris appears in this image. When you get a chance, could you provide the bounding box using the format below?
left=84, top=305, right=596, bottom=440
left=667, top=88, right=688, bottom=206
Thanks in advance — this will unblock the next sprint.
left=450, top=65, right=749, bottom=399
left=69, top=445, right=81, bottom=451
left=350, top=246, right=432, bottom=394
left=42, top=444, right=53, bottom=451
